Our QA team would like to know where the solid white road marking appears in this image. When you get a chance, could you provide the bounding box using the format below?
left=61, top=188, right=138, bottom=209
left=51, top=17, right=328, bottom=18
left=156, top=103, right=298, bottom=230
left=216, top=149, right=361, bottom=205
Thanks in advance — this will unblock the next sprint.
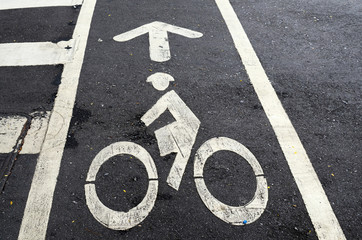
left=114, top=21, right=203, bottom=62
left=0, top=115, right=27, bottom=153
left=147, top=72, right=174, bottom=91
left=141, top=90, right=200, bottom=190
left=18, top=0, right=97, bottom=239
left=194, top=137, right=268, bottom=225
left=215, top=0, right=346, bottom=239
left=21, top=112, right=50, bottom=154
left=0, top=0, right=83, bottom=10
left=0, top=40, right=76, bottom=67
left=85, top=142, right=158, bottom=230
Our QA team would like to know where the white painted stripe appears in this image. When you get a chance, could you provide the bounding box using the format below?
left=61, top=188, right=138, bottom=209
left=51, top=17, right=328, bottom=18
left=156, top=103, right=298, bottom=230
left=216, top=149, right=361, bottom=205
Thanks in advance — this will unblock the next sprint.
left=0, top=115, right=27, bottom=153
left=214, top=0, right=345, bottom=239
left=0, top=0, right=83, bottom=10
left=21, top=112, right=50, bottom=154
left=0, top=40, right=75, bottom=67
left=18, top=0, right=97, bottom=239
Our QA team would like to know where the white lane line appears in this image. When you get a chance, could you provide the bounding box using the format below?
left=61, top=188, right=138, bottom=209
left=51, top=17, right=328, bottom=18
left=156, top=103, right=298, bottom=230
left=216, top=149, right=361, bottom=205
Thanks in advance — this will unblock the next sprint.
left=0, top=115, right=27, bottom=153
left=214, top=0, right=346, bottom=239
left=21, top=112, right=50, bottom=154
left=0, top=40, right=75, bottom=67
left=0, top=0, right=83, bottom=10
left=18, top=0, right=97, bottom=239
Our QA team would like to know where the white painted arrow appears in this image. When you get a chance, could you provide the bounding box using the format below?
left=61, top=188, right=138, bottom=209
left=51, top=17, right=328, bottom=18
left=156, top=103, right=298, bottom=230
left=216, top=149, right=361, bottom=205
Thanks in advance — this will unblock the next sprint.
left=113, top=21, right=203, bottom=62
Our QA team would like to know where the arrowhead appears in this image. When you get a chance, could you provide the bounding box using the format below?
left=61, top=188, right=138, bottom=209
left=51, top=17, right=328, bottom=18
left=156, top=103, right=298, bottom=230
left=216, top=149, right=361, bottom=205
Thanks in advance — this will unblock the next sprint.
left=152, top=21, right=203, bottom=39
left=113, top=23, right=150, bottom=42
left=113, top=21, right=202, bottom=41
left=113, top=21, right=202, bottom=62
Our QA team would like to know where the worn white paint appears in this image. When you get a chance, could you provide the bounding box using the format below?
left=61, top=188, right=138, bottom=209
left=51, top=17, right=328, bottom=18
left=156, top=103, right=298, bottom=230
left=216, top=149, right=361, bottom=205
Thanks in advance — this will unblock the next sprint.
left=86, top=142, right=158, bottom=181
left=147, top=72, right=174, bottom=91
left=21, top=112, right=50, bottom=154
left=215, top=0, right=346, bottom=239
left=0, top=0, right=83, bottom=10
left=85, top=142, right=158, bottom=230
left=114, top=21, right=203, bottom=62
left=0, top=112, right=50, bottom=154
left=0, top=40, right=76, bottom=67
left=85, top=181, right=158, bottom=230
left=142, top=90, right=200, bottom=190
left=194, top=137, right=268, bottom=225
left=0, top=115, right=27, bottom=153
left=18, top=0, right=96, bottom=239
left=141, top=91, right=200, bottom=190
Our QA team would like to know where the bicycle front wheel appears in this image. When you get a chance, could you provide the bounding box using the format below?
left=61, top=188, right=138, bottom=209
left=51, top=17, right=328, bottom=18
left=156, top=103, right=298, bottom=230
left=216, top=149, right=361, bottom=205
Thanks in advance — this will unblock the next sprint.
left=194, top=137, right=268, bottom=225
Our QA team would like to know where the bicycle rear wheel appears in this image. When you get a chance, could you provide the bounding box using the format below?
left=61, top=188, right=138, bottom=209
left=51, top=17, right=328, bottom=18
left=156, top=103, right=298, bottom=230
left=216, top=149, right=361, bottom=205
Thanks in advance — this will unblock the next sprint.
left=85, top=141, right=158, bottom=230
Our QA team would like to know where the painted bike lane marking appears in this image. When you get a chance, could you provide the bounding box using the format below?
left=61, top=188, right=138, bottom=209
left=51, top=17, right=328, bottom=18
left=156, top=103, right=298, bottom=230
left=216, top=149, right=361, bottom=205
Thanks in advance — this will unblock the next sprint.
left=86, top=21, right=268, bottom=228
left=215, top=0, right=345, bottom=239
left=114, top=21, right=203, bottom=62
left=13, top=0, right=345, bottom=239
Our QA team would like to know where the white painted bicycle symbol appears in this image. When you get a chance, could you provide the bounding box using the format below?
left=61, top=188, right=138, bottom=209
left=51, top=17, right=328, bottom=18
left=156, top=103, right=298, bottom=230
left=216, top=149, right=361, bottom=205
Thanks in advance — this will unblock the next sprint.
left=84, top=22, right=268, bottom=231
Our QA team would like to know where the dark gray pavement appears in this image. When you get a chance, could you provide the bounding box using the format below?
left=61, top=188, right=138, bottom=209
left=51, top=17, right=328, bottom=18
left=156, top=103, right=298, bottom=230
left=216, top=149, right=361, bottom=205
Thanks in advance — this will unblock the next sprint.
left=0, top=0, right=361, bottom=239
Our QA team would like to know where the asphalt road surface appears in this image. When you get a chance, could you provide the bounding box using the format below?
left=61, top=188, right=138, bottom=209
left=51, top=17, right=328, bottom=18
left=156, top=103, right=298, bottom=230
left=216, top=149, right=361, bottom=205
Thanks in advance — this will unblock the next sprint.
left=0, top=0, right=361, bottom=239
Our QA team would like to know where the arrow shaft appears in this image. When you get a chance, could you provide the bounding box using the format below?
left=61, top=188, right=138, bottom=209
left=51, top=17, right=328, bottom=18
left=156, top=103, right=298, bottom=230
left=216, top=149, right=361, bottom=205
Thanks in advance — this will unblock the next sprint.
left=149, top=29, right=170, bottom=62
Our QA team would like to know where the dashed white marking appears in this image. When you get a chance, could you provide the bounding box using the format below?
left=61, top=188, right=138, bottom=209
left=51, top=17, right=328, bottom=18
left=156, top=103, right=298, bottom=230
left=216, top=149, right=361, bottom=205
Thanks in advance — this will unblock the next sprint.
left=194, top=137, right=268, bottom=225
left=0, top=40, right=75, bottom=67
left=215, top=0, right=346, bottom=239
left=18, top=0, right=97, bottom=239
left=141, top=90, right=200, bottom=190
left=114, top=21, right=203, bottom=62
left=21, top=112, right=50, bottom=154
left=0, top=115, right=27, bottom=153
left=0, top=0, right=83, bottom=10
left=85, top=142, right=158, bottom=230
